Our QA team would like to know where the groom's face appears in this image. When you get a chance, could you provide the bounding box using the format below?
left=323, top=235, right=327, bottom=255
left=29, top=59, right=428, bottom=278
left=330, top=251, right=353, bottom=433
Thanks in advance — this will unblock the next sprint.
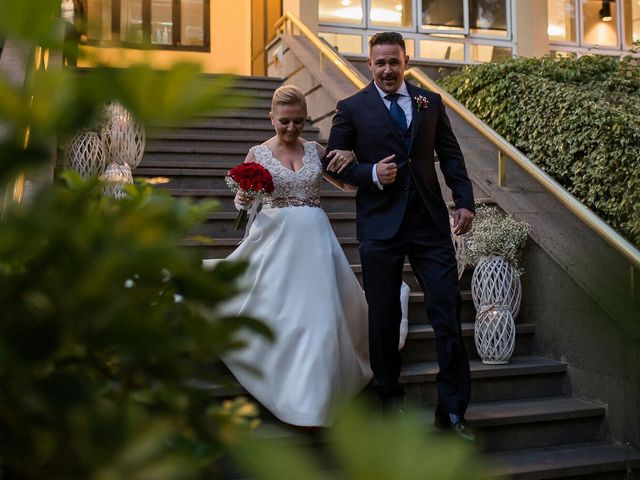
left=368, top=43, right=409, bottom=94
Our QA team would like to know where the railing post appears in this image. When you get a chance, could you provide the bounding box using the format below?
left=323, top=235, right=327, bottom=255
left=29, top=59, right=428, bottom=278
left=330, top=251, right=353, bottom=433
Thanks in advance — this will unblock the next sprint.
left=498, top=150, right=506, bottom=187
left=631, top=266, right=640, bottom=322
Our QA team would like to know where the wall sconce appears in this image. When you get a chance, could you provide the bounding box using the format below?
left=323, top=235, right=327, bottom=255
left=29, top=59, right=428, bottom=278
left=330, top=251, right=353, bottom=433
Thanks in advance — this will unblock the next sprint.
left=599, top=0, right=613, bottom=22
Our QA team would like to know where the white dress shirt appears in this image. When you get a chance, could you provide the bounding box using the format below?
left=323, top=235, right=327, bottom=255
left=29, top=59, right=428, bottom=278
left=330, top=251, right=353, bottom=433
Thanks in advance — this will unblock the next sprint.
left=371, top=81, right=412, bottom=189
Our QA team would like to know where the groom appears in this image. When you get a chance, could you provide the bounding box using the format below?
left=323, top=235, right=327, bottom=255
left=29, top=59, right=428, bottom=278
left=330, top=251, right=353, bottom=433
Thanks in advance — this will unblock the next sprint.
left=323, top=32, right=475, bottom=440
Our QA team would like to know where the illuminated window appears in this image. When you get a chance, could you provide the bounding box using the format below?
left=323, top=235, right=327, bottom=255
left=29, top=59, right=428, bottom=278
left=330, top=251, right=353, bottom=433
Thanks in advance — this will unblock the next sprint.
left=421, top=0, right=466, bottom=32
left=86, top=0, right=209, bottom=50
left=470, top=44, right=512, bottom=61
left=369, top=0, right=413, bottom=28
left=319, top=0, right=364, bottom=25
left=318, top=32, right=363, bottom=53
left=623, top=0, right=640, bottom=46
left=547, top=0, right=577, bottom=42
left=469, top=0, right=508, bottom=37
left=582, top=0, right=618, bottom=47
left=419, top=39, right=465, bottom=60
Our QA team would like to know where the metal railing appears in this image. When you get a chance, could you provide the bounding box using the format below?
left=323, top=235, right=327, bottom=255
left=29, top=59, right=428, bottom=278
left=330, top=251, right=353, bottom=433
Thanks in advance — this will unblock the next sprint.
left=274, top=12, right=367, bottom=89
left=273, top=12, right=640, bottom=300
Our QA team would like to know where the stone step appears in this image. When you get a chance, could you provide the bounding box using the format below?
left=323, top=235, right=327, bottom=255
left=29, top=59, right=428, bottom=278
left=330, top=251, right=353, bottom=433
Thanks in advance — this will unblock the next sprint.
left=406, top=291, right=475, bottom=324
left=466, top=396, right=605, bottom=451
left=146, top=131, right=320, bottom=147
left=351, top=263, right=474, bottom=291
left=192, top=211, right=357, bottom=238
left=404, top=322, right=534, bottom=363
left=200, top=74, right=283, bottom=91
left=149, top=119, right=308, bottom=133
left=183, top=236, right=362, bottom=263
left=401, top=356, right=568, bottom=405
left=171, top=188, right=356, bottom=212
left=135, top=167, right=343, bottom=191
left=486, top=441, right=640, bottom=479
left=141, top=152, right=252, bottom=166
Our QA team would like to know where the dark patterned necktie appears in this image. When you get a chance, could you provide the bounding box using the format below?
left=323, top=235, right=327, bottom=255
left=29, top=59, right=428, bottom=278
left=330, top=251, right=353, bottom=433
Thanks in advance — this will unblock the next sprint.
left=385, top=93, right=407, bottom=132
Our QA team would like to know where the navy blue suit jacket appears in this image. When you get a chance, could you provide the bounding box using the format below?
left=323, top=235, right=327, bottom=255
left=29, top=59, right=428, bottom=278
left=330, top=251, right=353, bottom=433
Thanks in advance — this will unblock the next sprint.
left=324, top=80, right=474, bottom=240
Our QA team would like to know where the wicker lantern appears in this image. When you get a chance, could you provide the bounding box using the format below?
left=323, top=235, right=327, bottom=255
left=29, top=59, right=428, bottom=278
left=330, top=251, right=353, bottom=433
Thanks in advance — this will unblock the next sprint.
left=64, top=131, right=106, bottom=178
left=474, top=303, right=515, bottom=364
left=102, top=162, right=133, bottom=199
left=471, top=255, right=522, bottom=318
left=101, top=102, right=145, bottom=169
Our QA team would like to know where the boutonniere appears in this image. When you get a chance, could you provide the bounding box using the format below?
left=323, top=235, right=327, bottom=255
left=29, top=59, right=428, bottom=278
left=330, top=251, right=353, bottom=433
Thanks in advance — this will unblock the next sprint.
left=414, top=95, right=429, bottom=111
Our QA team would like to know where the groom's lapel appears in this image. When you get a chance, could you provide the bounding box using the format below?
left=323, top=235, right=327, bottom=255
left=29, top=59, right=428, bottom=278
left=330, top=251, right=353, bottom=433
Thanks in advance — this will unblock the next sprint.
left=407, top=82, right=425, bottom=151
left=362, top=82, right=405, bottom=145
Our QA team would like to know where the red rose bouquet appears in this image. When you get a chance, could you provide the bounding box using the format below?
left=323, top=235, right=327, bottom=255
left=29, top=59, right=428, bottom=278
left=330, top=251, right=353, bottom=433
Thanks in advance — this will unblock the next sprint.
left=225, top=162, right=275, bottom=230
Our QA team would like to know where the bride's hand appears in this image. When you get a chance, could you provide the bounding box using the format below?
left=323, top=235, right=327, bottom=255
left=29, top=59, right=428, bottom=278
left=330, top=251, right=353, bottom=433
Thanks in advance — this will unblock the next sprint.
left=234, top=191, right=253, bottom=210
left=326, top=149, right=356, bottom=174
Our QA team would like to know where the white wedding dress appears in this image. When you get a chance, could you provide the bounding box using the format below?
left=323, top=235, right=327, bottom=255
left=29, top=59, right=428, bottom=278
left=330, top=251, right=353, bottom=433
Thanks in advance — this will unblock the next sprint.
left=204, top=142, right=373, bottom=427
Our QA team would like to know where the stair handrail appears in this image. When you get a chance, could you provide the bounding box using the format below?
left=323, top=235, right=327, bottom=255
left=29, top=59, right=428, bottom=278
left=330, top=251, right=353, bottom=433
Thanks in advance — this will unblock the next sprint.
left=274, top=12, right=367, bottom=89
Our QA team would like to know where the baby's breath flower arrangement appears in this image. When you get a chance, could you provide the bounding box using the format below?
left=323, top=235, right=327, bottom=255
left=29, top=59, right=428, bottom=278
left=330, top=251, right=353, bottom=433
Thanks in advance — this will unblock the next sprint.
left=460, top=205, right=531, bottom=274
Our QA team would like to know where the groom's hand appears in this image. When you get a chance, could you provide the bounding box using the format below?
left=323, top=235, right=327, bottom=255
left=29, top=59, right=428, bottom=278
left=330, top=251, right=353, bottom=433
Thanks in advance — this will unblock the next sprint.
left=376, top=154, right=397, bottom=185
left=453, top=208, right=474, bottom=235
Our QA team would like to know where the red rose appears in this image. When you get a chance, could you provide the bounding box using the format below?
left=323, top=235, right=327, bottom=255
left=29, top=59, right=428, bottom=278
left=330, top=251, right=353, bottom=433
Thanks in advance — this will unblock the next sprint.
left=252, top=179, right=263, bottom=191
left=239, top=178, right=251, bottom=190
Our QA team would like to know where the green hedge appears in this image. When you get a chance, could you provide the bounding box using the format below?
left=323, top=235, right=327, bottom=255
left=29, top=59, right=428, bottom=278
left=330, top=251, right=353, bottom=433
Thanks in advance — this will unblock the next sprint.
left=439, top=55, right=640, bottom=248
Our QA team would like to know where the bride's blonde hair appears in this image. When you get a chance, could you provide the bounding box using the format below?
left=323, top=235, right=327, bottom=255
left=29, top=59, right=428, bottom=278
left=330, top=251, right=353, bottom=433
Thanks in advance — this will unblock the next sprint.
left=271, top=85, right=307, bottom=116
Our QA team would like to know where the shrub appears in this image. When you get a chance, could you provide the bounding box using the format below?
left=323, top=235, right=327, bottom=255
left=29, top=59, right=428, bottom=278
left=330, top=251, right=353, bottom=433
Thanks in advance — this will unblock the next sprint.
left=439, top=54, right=640, bottom=247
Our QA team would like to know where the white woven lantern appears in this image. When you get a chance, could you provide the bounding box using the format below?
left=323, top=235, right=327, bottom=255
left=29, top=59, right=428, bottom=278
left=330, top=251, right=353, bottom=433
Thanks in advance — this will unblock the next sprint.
left=102, top=162, right=133, bottom=199
left=450, top=214, right=466, bottom=280
left=471, top=255, right=521, bottom=318
left=64, top=131, right=106, bottom=178
left=101, top=102, right=145, bottom=169
left=474, top=303, right=515, bottom=364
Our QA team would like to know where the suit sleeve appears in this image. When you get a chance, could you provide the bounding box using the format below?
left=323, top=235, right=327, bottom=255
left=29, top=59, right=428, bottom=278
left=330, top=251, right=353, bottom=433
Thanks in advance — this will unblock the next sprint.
left=322, top=100, right=378, bottom=192
left=434, top=96, right=475, bottom=212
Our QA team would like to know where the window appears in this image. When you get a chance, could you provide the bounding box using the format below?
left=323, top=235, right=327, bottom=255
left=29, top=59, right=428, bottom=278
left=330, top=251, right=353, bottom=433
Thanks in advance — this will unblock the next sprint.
left=319, top=32, right=364, bottom=53
left=470, top=43, right=512, bottom=61
left=469, top=0, right=508, bottom=37
left=623, top=0, right=640, bottom=46
left=421, top=0, right=466, bottom=33
left=87, top=0, right=210, bottom=50
left=547, top=0, right=577, bottom=42
left=582, top=0, right=618, bottom=47
left=369, top=0, right=413, bottom=28
left=319, top=0, right=364, bottom=25
left=418, top=39, right=465, bottom=60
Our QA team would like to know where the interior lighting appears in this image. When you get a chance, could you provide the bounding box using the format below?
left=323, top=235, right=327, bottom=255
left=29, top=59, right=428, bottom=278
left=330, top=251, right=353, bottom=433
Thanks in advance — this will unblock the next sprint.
left=340, top=0, right=351, bottom=6
left=599, top=0, right=613, bottom=22
left=369, top=7, right=401, bottom=22
left=395, top=4, right=403, bottom=11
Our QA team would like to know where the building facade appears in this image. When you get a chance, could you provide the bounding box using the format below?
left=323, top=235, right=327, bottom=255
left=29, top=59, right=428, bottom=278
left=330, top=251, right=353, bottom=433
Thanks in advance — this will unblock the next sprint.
left=78, top=0, right=640, bottom=74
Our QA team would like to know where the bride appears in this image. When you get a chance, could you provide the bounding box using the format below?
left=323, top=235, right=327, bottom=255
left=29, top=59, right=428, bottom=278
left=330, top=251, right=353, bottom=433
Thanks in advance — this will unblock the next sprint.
left=204, top=85, right=407, bottom=427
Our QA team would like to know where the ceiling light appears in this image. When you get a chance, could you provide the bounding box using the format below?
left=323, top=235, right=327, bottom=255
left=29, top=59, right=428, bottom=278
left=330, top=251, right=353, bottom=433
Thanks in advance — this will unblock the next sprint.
left=341, top=0, right=351, bottom=6
left=599, top=1, right=613, bottom=22
left=395, top=4, right=403, bottom=11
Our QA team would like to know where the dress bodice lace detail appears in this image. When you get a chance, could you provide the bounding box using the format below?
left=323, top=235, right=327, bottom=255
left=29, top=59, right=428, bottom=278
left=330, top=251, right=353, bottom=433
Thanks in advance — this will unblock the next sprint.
left=251, top=142, right=323, bottom=208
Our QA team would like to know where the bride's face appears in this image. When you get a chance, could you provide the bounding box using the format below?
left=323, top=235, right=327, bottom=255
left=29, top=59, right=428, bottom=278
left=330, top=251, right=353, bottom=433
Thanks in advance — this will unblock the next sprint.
left=270, top=104, right=306, bottom=144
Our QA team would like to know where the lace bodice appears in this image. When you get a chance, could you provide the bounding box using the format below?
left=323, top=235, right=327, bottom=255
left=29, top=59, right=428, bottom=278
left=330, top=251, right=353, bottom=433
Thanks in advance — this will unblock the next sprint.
left=251, top=142, right=323, bottom=208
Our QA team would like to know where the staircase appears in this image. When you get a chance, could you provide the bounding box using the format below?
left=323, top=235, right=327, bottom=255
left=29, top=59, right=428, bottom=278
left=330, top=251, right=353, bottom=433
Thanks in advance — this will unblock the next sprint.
left=135, top=75, right=640, bottom=479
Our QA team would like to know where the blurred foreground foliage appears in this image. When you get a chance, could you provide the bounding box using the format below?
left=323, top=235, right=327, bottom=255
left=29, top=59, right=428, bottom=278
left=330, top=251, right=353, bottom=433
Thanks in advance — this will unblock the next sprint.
left=0, top=1, right=489, bottom=477
left=0, top=175, right=273, bottom=478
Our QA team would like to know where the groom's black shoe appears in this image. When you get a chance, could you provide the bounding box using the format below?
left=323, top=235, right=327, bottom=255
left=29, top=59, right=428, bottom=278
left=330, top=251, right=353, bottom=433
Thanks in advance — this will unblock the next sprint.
left=434, top=413, right=476, bottom=442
